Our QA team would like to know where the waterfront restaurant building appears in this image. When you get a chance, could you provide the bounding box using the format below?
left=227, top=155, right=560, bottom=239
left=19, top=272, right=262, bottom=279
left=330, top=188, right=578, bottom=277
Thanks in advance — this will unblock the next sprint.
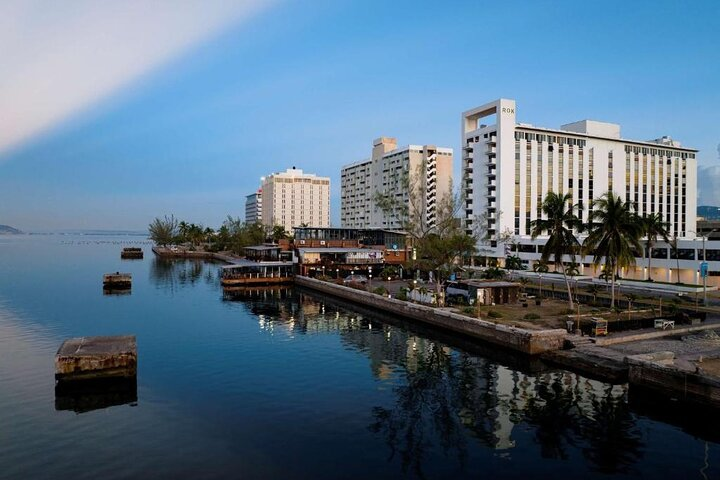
left=260, top=167, right=330, bottom=234
left=462, top=98, right=720, bottom=286
left=341, top=137, right=453, bottom=230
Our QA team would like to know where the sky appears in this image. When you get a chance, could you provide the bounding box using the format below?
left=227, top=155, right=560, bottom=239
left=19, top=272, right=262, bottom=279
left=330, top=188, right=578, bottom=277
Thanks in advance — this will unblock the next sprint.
left=1, top=0, right=719, bottom=232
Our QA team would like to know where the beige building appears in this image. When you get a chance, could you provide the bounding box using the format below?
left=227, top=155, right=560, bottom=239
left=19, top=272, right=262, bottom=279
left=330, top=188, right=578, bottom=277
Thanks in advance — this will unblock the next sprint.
left=341, top=137, right=453, bottom=229
left=260, top=167, right=330, bottom=233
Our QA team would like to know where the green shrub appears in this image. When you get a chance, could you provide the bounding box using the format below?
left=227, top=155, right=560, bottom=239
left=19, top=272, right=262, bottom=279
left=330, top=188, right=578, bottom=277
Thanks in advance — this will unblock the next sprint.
left=395, top=287, right=409, bottom=301
left=446, top=294, right=468, bottom=306
left=488, top=310, right=503, bottom=318
left=462, top=306, right=476, bottom=315
left=373, top=286, right=388, bottom=296
left=523, top=313, right=540, bottom=320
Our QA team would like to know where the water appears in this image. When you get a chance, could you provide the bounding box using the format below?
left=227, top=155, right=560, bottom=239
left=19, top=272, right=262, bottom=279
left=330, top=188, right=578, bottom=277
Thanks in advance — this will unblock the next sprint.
left=0, top=234, right=718, bottom=479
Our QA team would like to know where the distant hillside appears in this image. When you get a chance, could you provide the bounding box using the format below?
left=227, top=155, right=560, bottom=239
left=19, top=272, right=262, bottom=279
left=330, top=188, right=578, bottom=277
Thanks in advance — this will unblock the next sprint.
left=0, top=225, right=22, bottom=234
left=698, top=206, right=720, bottom=220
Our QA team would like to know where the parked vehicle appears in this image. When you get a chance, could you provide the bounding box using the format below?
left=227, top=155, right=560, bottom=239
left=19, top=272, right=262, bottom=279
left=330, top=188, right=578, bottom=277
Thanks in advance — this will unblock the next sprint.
left=343, top=274, right=368, bottom=285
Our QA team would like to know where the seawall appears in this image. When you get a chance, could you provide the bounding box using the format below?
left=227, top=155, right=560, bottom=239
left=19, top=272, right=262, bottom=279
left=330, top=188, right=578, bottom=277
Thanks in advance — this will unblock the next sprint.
left=295, top=276, right=566, bottom=355
left=151, top=246, right=239, bottom=264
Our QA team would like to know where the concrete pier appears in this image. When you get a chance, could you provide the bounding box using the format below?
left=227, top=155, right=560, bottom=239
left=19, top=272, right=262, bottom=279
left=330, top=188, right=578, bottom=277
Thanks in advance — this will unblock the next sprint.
left=296, top=276, right=567, bottom=355
left=121, top=247, right=143, bottom=259
left=55, top=335, right=137, bottom=382
left=103, top=272, right=131, bottom=288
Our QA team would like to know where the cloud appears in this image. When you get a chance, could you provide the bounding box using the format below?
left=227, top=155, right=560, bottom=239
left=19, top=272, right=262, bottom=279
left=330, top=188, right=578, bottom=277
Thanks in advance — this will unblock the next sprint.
left=0, top=0, right=275, bottom=156
left=698, top=164, right=720, bottom=206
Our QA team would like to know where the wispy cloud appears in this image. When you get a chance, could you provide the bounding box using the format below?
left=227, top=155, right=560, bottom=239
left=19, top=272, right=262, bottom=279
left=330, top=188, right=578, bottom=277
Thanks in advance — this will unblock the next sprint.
left=0, top=0, right=275, bottom=156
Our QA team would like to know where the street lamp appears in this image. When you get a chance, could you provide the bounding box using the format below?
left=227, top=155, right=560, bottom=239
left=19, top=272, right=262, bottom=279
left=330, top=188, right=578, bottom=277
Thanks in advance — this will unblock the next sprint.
left=697, top=229, right=717, bottom=305
left=685, top=228, right=716, bottom=306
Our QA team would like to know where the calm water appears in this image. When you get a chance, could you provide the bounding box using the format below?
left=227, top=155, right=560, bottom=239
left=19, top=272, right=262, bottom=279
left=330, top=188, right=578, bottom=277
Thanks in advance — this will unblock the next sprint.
left=1, top=234, right=719, bottom=479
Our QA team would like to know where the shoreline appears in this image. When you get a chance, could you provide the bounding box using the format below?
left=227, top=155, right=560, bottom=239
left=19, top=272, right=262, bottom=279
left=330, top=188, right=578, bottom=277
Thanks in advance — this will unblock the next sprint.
left=295, top=275, right=567, bottom=355
left=151, top=246, right=720, bottom=407
left=151, top=246, right=241, bottom=264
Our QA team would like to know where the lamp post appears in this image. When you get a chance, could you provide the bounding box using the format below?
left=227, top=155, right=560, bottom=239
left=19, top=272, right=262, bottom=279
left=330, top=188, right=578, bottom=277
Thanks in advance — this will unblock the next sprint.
left=368, top=266, right=373, bottom=289
left=336, top=268, right=339, bottom=279
left=700, top=230, right=716, bottom=305
left=690, top=229, right=716, bottom=306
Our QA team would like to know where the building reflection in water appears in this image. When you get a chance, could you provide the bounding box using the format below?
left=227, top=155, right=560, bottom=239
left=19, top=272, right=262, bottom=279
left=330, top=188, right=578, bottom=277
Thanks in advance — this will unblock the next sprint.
left=222, top=287, right=652, bottom=476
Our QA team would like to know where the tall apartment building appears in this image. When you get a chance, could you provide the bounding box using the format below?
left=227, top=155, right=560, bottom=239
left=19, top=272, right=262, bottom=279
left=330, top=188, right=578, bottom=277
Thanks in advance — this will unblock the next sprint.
left=245, top=189, right=262, bottom=224
left=260, top=167, right=330, bottom=233
left=341, top=137, right=453, bottom=229
left=462, top=98, right=698, bottom=257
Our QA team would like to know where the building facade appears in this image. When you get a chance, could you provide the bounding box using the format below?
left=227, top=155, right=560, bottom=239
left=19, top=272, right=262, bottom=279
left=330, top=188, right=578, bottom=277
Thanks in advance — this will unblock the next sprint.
left=461, top=98, right=720, bottom=285
left=245, top=189, right=262, bottom=224
left=260, top=167, right=330, bottom=233
left=462, top=98, right=698, bottom=249
left=341, top=137, right=453, bottom=230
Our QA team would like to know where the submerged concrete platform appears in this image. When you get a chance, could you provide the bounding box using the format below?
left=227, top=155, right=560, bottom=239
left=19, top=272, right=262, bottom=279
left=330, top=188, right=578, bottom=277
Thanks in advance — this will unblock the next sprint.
left=55, top=335, right=137, bottom=382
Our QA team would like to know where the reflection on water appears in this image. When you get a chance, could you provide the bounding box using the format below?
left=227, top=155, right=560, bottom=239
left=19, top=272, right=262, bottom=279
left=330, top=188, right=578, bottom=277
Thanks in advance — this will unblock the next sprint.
left=55, top=378, right=138, bottom=414
left=224, top=289, right=648, bottom=476
left=1, top=239, right=719, bottom=479
left=103, top=287, right=131, bottom=296
left=150, top=257, right=218, bottom=292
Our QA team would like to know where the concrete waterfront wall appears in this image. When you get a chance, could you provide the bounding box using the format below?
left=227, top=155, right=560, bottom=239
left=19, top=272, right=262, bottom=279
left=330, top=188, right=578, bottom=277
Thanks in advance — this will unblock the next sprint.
left=152, top=246, right=238, bottom=264
left=627, top=355, right=720, bottom=407
left=296, top=276, right=566, bottom=355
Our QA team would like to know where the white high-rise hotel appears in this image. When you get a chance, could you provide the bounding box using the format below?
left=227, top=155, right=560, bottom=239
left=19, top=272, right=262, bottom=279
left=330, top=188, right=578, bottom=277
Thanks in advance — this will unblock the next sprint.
left=260, top=167, right=330, bottom=233
left=462, top=98, right=718, bottom=285
left=341, top=137, right=453, bottom=229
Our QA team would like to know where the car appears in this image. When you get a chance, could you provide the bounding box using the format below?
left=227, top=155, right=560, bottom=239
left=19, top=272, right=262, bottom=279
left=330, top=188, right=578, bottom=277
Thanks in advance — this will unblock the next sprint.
left=343, top=274, right=368, bottom=285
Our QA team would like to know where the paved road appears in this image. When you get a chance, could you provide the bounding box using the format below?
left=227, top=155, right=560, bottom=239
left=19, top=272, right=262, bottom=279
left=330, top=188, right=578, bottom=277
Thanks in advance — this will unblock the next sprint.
left=505, top=272, right=720, bottom=308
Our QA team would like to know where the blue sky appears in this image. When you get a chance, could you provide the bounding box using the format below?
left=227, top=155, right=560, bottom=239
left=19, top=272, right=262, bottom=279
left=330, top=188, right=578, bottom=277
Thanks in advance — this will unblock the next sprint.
left=1, top=0, right=719, bottom=231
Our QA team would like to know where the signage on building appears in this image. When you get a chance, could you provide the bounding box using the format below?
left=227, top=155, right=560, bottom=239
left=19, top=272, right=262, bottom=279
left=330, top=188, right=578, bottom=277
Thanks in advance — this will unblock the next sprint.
left=700, top=262, right=709, bottom=278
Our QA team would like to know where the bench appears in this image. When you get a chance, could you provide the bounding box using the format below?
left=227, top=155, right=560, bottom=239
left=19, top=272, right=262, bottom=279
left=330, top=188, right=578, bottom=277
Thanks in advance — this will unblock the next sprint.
left=654, top=319, right=675, bottom=330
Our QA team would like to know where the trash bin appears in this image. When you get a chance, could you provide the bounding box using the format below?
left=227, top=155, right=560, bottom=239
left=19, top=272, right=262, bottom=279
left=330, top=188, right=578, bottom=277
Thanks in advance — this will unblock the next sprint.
left=566, top=320, right=574, bottom=333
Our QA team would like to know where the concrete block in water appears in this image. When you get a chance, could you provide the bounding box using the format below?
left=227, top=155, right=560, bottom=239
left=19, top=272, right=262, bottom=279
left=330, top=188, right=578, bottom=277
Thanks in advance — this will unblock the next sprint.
left=55, top=335, right=137, bottom=382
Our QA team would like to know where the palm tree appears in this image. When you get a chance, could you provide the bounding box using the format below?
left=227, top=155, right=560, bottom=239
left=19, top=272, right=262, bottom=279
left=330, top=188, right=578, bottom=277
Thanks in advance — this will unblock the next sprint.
left=505, top=255, right=524, bottom=271
left=531, top=192, right=583, bottom=309
left=625, top=293, right=637, bottom=320
left=640, top=213, right=669, bottom=281
left=669, top=234, right=681, bottom=284
left=583, top=191, right=643, bottom=308
left=178, top=221, right=190, bottom=244
left=533, top=260, right=549, bottom=300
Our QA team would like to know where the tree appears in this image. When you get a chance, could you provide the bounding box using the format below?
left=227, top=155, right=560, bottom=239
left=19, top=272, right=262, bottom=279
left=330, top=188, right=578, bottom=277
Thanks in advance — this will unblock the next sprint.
left=583, top=191, right=643, bottom=308
left=625, top=293, right=637, bottom=320
left=639, top=213, right=669, bottom=281
left=504, top=255, right=524, bottom=271
left=530, top=192, right=583, bottom=309
left=587, top=284, right=601, bottom=305
left=669, top=234, right=681, bottom=284
left=271, top=225, right=290, bottom=242
left=533, top=260, right=549, bottom=300
left=148, top=215, right=179, bottom=247
left=373, top=161, right=477, bottom=305
left=177, top=221, right=190, bottom=244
